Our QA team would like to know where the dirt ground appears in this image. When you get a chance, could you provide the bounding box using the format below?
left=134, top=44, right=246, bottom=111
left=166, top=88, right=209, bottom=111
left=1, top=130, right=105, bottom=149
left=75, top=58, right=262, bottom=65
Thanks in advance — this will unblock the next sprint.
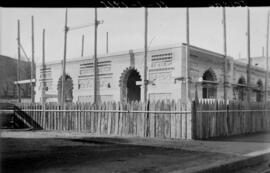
left=0, top=137, right=238, bottom=173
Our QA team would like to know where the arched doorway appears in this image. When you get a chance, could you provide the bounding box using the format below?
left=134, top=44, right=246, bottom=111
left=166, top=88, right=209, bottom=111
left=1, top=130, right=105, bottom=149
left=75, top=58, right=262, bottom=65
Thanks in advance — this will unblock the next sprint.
left=202, top=68, right=217, bottom=99
left=57, top=74, right=74, bottom=103
left=119, top=67, right=141, bottom=102
left=237, top=77, right=246, bottom=101
left=256, top=80, right=263, bottom=102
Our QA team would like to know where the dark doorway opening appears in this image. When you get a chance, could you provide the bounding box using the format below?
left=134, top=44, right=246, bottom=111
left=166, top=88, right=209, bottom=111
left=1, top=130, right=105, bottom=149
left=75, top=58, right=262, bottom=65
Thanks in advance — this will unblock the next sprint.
left=256, top=80, right=263, bottom=102
left=57, top=75, right=74, bottom=103
left=127, top=70, right=141, bottom=102
left=237, top=77, right=246, bottom=101
left=202, top=69, right=217, bottom=99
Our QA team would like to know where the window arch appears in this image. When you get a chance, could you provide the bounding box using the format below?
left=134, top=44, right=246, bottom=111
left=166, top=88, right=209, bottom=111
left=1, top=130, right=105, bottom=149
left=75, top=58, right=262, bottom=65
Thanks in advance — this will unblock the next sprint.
left=256, top=80, right=263, bottom=102
left=202, top=68, right=217, bottom=99
left=119, top=67, right=142, bottom=102
left=237, top=76, right=246, bottom=101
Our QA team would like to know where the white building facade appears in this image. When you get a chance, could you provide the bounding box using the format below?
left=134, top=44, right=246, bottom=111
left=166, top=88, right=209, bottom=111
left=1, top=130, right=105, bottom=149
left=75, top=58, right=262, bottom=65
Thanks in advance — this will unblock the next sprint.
left=35, top=44, right=270, bottom=103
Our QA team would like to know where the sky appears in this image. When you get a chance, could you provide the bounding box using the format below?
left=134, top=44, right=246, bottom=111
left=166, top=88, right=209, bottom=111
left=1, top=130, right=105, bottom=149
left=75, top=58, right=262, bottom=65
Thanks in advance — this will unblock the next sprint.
left=0, top=7, right=270, bottom=64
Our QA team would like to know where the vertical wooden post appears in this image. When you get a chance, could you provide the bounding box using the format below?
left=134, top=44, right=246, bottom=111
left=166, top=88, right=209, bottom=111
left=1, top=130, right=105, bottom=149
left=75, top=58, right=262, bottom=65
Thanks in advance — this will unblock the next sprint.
left=223, top=7, right=228, bottom=102
left=42, top=29, right=46, bottom=104
left=17, top=20, right=21, bottom=103
left=191, top=100, right=197, bottom=139
left=186, top=8, right=190, bottom=103
left=247, top=8, right=251, bottom=102
left=31, top=16, right=35, bottom=103
left=61, top=8, right=68, bottom=107
left=265, top=11, right=269, bottom=104
left=106, top=32, right=109, bottom=54
left=94, top=8, right=98, bottom=104
left=143, top=8, right=148, bottom=102
left=81, top=34, right=84, bottom=57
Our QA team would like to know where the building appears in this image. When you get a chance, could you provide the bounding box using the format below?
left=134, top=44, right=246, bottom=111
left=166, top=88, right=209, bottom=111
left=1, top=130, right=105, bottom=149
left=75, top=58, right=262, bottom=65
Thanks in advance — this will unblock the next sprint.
left=35, top=43, right=270, bottom=103
left=0, top=55, right=31, bottom=101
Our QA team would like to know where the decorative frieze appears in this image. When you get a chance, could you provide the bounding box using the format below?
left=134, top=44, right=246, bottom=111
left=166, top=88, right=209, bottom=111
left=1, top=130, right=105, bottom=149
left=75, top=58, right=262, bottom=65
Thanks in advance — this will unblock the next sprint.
left=151, top=52, right=173, bottom=68
left=40, top=67, right=52, bottom=79
left=149, top=72, right=172, bottom=81
left=78, top=77, right=113, bottom=89
left=149, top=93, right=171, bottom=101
left=78, top=78, right=93, bottom=89
left=79, top=60, right=111, bottom=75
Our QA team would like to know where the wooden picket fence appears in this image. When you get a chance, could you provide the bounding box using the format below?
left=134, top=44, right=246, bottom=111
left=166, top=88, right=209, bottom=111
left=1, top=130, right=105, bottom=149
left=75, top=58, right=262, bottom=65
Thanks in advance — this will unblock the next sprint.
left=192, top=100, right=270, bottom=139
left=15, top=100, right=192, bottom=140
left=14, top=99, right=270, bottom=140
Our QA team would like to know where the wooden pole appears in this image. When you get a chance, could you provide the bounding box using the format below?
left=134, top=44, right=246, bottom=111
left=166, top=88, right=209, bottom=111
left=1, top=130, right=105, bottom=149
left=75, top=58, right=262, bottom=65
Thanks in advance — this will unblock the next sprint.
left=94, top=8, right=98, bottom=104
left=106, top=32, right=108, bottom=54
left=17, top=20, right=21, bottom=103
left=143, top=8, right=148, bottom=102
left=81, top=34, right=84, bottom=57
left=222, top=8, right=229, bottom=135
left=265, top=11, right=269, bottom=103
left=247, top=8, right=251, bottom=102
left=61, top=8, right=68, bottom=107
left=186, top=8, right=190, bottom=103
left=31, top=16, right=35, bottom=103
left=223, top=7, right=228, bottom=102
left=42, top=29, right=46, bottom=104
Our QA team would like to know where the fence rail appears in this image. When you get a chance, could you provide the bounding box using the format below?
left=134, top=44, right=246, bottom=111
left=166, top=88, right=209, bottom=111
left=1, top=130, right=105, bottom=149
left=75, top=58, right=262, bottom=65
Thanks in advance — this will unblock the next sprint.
left=14, top=100, right=192, bottom=140
left=14, top=109, right=191, bottom=114
left=197, top=110, right=270, bottom=113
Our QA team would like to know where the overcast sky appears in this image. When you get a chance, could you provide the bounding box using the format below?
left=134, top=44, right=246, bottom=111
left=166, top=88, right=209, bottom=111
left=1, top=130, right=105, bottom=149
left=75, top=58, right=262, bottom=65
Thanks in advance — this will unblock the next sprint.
left=0, top=7, right=269, bottom=64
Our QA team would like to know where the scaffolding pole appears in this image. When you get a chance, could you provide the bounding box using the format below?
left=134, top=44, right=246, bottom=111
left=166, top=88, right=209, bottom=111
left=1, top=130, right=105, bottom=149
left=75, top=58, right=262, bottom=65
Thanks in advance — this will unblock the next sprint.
left=17, top=20, right=21, bottom=103
left=265, top=11, right=270, bottom=103
left=247, top=8, right=251, bottom=102
left=42, top=29, right=46, bottom=104
left=94, top=8, right=98, bottom=104
left=31, top=16, right=35, bottom=103
left=106, top=32, right=109, bottom=54
left=143, top=8, right=148, bottom=102
left=61, top=8, right=68, bottom=107
left=223, top=7, right=228, bottom=102
left=186, top=8, right=190, bottom=103
left=81, top=34, right=84, bottom=57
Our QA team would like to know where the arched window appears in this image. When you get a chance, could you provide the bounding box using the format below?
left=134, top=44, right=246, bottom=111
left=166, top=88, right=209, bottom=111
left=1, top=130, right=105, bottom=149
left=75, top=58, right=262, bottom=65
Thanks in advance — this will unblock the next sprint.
left=202, top=68, right=217, bottom=99
left=256, top=80, right=263, bottom=102
left=237, top=77, right=246, bottom=101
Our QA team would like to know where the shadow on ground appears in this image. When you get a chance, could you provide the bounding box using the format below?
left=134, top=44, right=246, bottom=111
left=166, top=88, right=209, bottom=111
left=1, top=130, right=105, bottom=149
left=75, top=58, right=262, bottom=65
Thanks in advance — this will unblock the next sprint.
left=205, top=132, right=270, bottom=143
left=0, top=137, right=237, bottom=173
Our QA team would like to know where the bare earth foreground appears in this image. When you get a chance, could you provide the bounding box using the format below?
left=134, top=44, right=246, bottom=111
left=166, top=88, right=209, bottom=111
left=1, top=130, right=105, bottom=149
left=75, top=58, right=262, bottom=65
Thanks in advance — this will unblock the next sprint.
left=0, top=135, right=238, bottom=173
left=2, top=130, right=270, bottom=173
